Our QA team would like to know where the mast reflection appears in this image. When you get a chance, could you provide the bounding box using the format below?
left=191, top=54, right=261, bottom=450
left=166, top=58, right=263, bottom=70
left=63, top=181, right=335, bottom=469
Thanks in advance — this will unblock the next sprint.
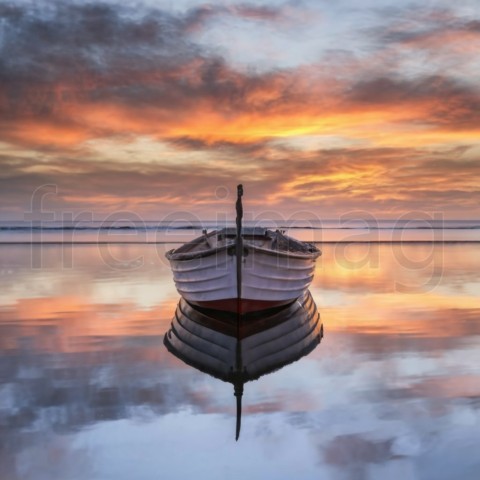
left=164, top=290, right=323, bottom=440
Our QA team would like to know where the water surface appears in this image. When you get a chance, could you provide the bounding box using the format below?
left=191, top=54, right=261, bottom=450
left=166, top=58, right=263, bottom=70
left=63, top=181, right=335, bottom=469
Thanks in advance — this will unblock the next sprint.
left=1, top=241, right=479, bottom=479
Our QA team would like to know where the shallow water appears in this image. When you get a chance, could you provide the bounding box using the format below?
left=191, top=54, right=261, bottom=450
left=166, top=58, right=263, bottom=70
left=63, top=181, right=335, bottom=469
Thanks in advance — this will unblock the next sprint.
left=1, top=242, right=479, bottom=480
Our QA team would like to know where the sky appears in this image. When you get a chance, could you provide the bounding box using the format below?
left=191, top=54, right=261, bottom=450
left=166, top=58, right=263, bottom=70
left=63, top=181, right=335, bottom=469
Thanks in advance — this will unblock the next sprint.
left=0, top=0, right=479, bottom=221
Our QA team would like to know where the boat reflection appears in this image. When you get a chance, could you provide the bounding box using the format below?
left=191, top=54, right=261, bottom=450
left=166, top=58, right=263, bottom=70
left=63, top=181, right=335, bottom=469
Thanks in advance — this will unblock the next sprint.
left=163, top=290, right=323, bottom=440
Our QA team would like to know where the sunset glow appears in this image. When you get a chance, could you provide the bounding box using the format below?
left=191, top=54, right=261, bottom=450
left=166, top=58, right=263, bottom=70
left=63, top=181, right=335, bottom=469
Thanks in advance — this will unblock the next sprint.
left=0, top=0, right=479, bottom=219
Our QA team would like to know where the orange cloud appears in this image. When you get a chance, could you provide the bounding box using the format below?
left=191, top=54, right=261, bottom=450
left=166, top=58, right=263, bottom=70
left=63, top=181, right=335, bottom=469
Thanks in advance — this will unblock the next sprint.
left=1, top=2, right=479, bottom=153
left=1, top=2, right=480, bottom=219
left=4, top=72, right=480, bottom=152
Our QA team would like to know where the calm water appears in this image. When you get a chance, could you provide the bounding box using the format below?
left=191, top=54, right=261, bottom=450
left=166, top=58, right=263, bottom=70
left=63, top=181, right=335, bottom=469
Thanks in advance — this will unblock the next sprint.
left=1, top=241, right=480, bottom=480
left=1, top=219, right=480, bottom=243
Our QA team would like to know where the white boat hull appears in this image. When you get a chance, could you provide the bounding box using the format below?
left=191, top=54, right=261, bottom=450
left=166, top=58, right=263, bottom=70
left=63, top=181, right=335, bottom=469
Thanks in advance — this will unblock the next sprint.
left=168, top=244, right=317, bottom=312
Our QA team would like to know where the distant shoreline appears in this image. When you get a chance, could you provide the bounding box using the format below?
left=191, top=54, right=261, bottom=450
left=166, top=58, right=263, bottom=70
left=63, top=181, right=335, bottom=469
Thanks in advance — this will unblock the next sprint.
left=1, top=240, right=479, bottom=245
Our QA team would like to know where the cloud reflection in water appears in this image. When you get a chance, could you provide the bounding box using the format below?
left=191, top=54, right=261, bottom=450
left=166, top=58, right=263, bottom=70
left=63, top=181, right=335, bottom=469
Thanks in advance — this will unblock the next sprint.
left=0, top=243, right=479, bottom=479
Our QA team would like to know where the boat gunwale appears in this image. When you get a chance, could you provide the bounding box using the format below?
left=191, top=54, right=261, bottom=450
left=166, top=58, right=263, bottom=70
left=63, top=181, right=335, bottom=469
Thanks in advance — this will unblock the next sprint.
left=166, top=229, right=321, bottom=262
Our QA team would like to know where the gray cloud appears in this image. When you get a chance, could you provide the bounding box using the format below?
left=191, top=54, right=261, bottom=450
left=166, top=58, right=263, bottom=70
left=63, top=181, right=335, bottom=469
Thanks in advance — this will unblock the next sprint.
left=0, top=2, right=200, bottom=114
left=379, top=9, right=480, bottom=46
left=347, top=75, right=480, bottom=128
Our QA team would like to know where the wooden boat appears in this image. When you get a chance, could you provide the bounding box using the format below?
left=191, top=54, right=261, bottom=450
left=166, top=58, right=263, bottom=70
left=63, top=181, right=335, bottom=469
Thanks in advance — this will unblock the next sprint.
left=163, top=290, right=323, bottom=439
left=166, top=185, right=321, bottom=313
